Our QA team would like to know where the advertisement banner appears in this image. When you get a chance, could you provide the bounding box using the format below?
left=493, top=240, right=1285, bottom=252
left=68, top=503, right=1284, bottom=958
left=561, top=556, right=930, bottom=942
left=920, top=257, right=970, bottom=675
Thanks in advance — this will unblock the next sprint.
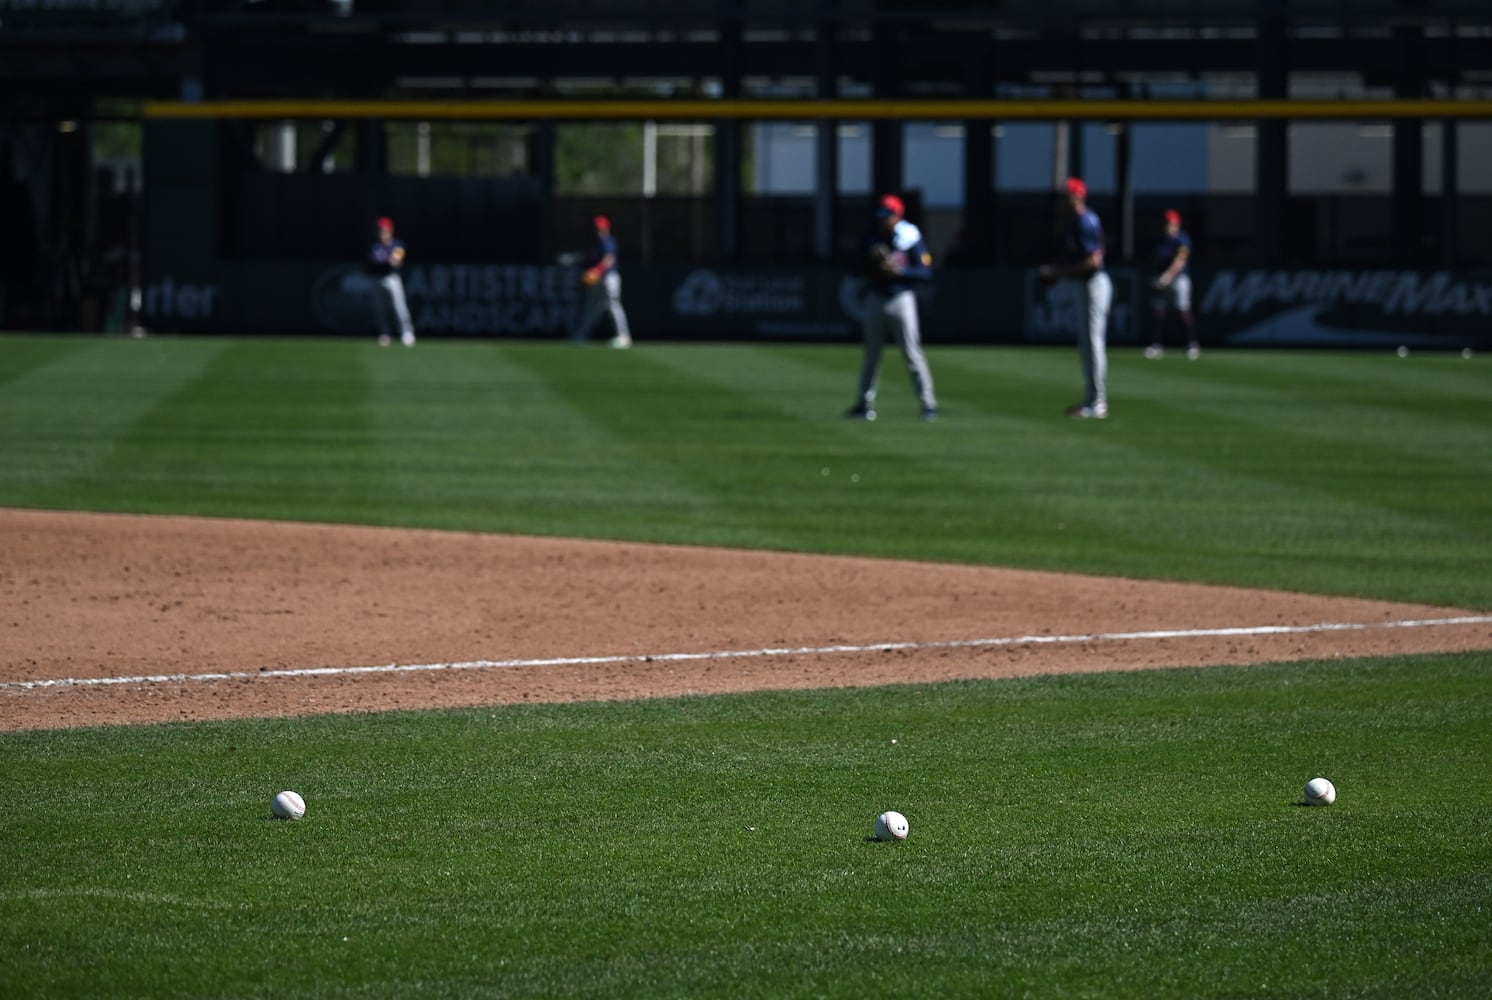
left=1023, top=269, right=1143, bottom=347
left=312, top=263, right=584, bottom=338
left=140, top=259, right=1492, bottom=351
left=661, top=266, right=854, bottom=339
left=1195, top=269, right=1492, bottom=348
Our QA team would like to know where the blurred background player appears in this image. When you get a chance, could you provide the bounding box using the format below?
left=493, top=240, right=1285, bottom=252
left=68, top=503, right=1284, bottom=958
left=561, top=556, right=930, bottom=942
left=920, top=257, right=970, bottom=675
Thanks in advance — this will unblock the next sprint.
left=367, top=216, right=415, bottom=347
left=1040, top=177, right=1111, bottom=419
left=1146, top=209, right=1199, bottom=360
left=845, top=194, right=938, bottom=422
left=570, top=215, right=632, bottom=348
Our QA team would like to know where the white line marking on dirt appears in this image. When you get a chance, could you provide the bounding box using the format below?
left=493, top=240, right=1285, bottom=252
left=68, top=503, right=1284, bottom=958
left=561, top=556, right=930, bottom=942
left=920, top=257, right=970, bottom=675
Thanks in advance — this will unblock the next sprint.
left=4, top=615, right=1489, bottom=693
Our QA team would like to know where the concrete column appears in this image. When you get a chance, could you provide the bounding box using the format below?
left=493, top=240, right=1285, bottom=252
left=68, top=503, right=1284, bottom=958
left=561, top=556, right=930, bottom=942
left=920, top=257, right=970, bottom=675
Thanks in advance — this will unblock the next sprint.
left=713, top=3, right=743, bottom=262
left=1441, top=119, right=1458, bottom=267
left=1393, top=25, right=1426, bottom=268
left=871, top=21, right=902, bottom=199
left=1255, top=6, right=1288, bottom=265
left=812, top=8, right=838, bottom=262
left=961, top=33, right=995, bottom=263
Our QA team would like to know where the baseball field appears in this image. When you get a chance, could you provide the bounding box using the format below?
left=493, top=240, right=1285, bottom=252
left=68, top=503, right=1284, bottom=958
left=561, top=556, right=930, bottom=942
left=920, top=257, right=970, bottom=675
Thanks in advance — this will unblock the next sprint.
left=1, top=334, right=1489, bottom=997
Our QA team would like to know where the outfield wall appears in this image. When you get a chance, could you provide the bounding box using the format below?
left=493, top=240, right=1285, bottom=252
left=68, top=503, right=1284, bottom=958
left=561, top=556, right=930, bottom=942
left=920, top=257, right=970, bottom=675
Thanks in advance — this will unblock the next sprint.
left=139, top=260, right=1492, bottom=351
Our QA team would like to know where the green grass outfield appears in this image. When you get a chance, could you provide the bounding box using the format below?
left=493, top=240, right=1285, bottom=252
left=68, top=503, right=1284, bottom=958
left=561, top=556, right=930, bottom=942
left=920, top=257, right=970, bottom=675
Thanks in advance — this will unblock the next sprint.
left=1, top=334, right=1488, bottom=605
left=1, top=334, right=1490, bottom=997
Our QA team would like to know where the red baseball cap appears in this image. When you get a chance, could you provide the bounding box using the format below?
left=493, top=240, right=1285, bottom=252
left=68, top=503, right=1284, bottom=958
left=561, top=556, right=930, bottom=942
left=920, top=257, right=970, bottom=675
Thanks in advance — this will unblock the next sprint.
left=376, top=216, right=394, bottom=229
left=1065, top=177, right=1087, bottom=200
left=877, top=194, right=905, bottom=217
left=593, top=215, right=611, bottom=230
left=1164, top=209, right=1181, bottom=225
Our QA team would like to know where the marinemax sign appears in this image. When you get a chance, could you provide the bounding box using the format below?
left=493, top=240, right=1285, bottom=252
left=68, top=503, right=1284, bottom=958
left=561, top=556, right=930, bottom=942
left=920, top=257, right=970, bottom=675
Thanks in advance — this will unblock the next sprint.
left=1198, top=270, right=1491, bottom=347
left=1204, top=270, right=1492, bottom=315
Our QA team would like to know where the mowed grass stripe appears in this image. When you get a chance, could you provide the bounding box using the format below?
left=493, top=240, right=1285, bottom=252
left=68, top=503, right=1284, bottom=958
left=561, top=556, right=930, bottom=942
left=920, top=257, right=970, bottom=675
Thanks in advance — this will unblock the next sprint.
left=1112, top=352, right=1491, bottom=550
left=501, top=343, right=914, bottom=551
left=1215, top=347, right=1492, bottom=406
left=0, top=337, right=229, bottom=500
left=885, top=348, right=1389, bottom=577
left=1, top=654, right=1488, bottom=998
left=1120, top=349, right=1490, bottom=461
left=940, top=346, right=1490, bottom=601
left=73, top=340, right=384, bottom=522
left=567, top=343, right=1121, bottom=558
left=463, top=343, right=742, bottom=539
left=0, top=334, right=101, bottom=391
left=360, top=341, right=718, bottom=533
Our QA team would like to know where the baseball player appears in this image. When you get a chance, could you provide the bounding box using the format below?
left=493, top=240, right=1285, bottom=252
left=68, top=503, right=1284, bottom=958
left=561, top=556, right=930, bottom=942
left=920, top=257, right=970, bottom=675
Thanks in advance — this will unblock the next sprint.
left=570, top=215, right=632, bottom=348
left=1040, top=177, right=1111, bottom=419
left=845, top=194, right=938, bottom=422
left=367, top=216, right=415, bottom=347
left=1146, top=209, right=1199, bottom=360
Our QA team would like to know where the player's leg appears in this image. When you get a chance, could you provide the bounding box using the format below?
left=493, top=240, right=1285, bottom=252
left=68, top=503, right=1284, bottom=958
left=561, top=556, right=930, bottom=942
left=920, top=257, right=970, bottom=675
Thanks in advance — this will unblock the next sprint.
left=889, top=291, right=937, bottom=418
left=604, top=272, right=632, bottom=348
left=371, top=284, right=392, bottom=346
left=386, top=277, right=416, bottom=346
left=570, top=282, right=603, bottom=343
left=1146, top=292, right=1166, bottom=359
left=1173, top=275, right=1199, bottom=358
left=1071, top=281, right=1096, bottom=409
left=849, top=294, right=887, bottom=418
left=1087, top=272, right=1113, bottom=412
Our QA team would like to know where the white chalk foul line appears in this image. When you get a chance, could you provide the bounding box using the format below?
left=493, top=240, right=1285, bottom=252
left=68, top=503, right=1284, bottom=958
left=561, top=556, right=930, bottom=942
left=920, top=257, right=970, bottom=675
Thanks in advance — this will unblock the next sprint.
left=4, top=615, right=1489, bottom=694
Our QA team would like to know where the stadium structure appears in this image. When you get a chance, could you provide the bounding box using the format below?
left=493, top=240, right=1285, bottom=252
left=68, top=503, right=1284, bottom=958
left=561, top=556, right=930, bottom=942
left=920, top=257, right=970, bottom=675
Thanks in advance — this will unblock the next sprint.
left=2, top=1, right=1488, bottom=347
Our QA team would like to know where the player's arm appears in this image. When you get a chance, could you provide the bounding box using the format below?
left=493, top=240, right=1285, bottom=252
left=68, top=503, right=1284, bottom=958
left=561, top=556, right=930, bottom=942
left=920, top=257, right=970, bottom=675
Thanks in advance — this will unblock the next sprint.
left=1043, top=219, right=1104, bottom=282
left=1156, top=244, right=1188, bottom=287
left=1042, top=249, right=1101, bottom=282
left=1072, top=248, right=1103, bottom=278
left=583, top=252, right=616, bottom=284
left=899, top=241, right=934, bottom=282
left=1071, top=222, right=1105, bottom=278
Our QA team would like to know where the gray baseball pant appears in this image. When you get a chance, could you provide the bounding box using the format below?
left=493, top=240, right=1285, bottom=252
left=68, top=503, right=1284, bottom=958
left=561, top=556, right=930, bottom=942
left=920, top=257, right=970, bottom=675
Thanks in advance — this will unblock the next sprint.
left=1076, top=271, right=1112, bottom=408
left=571, top=271, right=631, bottom=342
left=1163, top=273, right=1192, bottom=313
left=855, top=289, right=937, bottom=412
left=374, top=274, right=415, bottom=341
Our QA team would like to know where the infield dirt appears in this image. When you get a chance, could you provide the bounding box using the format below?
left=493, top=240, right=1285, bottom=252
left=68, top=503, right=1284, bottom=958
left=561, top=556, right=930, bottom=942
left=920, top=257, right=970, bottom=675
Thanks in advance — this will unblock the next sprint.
left=2, top=508, right=1488, bottom=731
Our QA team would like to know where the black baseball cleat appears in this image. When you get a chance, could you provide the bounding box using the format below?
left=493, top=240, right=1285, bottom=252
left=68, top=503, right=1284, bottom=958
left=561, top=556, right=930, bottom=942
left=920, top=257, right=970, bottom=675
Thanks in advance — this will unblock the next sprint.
left=921, top=407, right=939, bottom=422
left=844, top=405, right=877, bottom=421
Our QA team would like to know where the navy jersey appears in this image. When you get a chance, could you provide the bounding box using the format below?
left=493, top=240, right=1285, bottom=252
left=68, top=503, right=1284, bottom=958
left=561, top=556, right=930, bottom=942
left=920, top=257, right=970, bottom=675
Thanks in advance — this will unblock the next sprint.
left=1064, top=209, right=1105, bottom=273
left=1154, top=232, right=1191, bottom=276
left=583, top=234, right=619, bottom=275
left=856, top=220, right=933, bottom=295
left=367, top=239, right=406, bottom=278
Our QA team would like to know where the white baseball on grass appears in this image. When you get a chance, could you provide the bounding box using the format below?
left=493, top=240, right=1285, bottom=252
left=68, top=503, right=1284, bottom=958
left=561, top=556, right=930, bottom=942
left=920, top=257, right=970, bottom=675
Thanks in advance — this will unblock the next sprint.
left=1396, top=345, right=1409, bottom=358
left=874, top=810, right=909, bottom=841
left=272, top=790, right=306, bottom=820
left=1303, top=777, right=1336, bottom=807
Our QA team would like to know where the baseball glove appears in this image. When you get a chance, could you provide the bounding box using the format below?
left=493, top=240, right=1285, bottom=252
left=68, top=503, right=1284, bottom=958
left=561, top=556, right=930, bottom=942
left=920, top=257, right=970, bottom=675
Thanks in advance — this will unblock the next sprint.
left=868, top=244, right=900, bottom=277
left=581, top=269, right=600, bottom=287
